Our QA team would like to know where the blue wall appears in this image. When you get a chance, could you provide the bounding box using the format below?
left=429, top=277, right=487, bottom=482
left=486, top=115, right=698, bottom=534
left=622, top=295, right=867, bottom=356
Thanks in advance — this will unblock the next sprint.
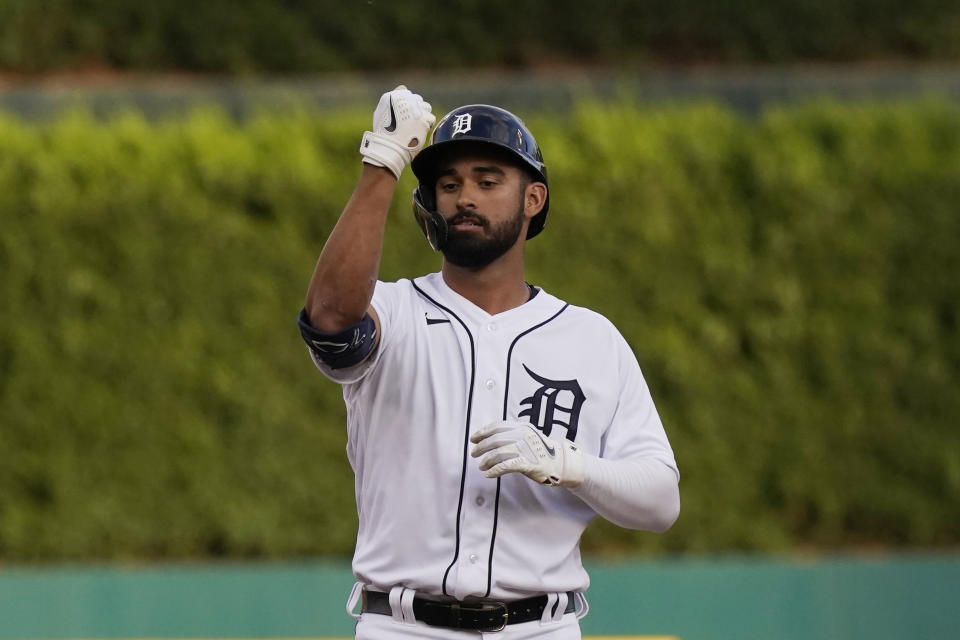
left=1, top=554, right=957, bottom=639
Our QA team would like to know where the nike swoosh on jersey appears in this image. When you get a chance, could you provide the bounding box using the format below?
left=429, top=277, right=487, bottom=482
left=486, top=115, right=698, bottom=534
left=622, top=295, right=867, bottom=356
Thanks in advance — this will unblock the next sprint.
left=385, top=96, right=397, bottom=132
left=425, top=315, right=451, bottom=325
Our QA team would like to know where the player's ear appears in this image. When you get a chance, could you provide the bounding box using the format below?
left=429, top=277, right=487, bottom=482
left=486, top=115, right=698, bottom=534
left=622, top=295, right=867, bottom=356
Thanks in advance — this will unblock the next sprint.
left=524, top=182, right=547, bottom=219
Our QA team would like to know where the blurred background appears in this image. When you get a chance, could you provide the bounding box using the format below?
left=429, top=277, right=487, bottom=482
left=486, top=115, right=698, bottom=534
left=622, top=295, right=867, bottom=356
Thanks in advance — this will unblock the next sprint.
left=1, top=1, right=959, bottom=638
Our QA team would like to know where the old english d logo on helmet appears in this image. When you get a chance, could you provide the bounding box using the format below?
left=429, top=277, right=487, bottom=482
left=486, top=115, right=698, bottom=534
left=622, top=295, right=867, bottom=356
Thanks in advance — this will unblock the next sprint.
left=411, top=105, right=549, bottom=251
left=451, top=113, right=472, bottom=136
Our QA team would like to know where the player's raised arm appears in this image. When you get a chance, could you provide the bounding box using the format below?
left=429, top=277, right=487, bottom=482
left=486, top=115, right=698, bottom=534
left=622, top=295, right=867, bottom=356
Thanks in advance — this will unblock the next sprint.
left=303, top=85, right=435, bottom=333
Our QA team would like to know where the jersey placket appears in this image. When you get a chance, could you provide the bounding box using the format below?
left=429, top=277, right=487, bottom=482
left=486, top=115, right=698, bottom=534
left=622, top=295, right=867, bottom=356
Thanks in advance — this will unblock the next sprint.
left=450, top=317, right=508, bottom=600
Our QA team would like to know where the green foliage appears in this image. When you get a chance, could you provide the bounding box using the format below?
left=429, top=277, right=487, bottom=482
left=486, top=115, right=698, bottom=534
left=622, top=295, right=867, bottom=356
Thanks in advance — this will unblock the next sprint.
left=0, top=99, right=958, bottom=561
left=0, top=0, right=958, bottom=73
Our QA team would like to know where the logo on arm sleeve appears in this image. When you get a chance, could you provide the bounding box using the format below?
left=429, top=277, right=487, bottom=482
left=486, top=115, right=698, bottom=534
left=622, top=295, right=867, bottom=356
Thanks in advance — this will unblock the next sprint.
left=518, top=364, right=586, bottom=442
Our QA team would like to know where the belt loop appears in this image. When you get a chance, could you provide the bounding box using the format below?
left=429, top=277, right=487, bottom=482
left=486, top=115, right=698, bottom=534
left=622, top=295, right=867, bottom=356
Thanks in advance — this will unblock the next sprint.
left=539, top=592, right=558, bottom=624
left=552, top=592, right=568, bottom=622
left=574, top=591, right=590, bottom=620
left=345, top=581, right=363, bottom=620
left=400, top=587, right=417, bottom=624
left=388, top=586, right=406, bottom=623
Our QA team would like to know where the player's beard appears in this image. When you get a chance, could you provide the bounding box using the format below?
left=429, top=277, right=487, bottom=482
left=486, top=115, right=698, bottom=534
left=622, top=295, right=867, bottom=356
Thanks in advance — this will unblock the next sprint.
left=441, top=201, right=526, bottom=269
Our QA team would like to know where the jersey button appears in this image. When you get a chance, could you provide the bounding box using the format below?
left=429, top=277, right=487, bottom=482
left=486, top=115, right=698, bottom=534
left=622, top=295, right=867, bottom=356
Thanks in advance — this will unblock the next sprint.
left=469, top=553, right=479, bottom=564
left=486, top=323, right=497, bottom=332
left=475, top=495, right=485, bottom=506
left=484, top=378, right=495, bottom=390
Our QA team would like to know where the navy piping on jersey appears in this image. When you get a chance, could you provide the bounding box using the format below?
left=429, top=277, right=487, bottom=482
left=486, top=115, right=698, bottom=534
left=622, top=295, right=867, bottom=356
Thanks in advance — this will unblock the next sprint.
left=411, top=281, right=477, bottom=597
left=485, top=302, right=570, bottom=597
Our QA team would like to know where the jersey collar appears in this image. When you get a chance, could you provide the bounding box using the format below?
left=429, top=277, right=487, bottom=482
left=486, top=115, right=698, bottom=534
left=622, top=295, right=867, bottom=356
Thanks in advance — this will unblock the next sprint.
left=416, top=272, right=564, bottom=329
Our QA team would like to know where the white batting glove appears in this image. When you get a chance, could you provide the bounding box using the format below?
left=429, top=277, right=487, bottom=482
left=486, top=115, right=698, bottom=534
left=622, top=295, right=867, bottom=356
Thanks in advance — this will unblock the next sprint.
left=360, top=85, right=436, bottom=180
left=470, top=420, right=585, bottom=487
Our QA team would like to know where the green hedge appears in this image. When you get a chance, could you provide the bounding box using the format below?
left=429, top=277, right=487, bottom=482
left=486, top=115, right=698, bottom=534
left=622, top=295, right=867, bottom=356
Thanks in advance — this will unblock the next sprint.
left=1, top=0, right=959, bottom=73
left=0, top=98, right=958, bottom=561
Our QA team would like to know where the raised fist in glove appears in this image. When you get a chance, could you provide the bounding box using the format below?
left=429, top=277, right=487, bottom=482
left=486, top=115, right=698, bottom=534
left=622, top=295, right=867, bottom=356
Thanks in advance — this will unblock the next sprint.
left=470, top=420, right=585, bottom=487
left=360, top=85, right=436, bottom=179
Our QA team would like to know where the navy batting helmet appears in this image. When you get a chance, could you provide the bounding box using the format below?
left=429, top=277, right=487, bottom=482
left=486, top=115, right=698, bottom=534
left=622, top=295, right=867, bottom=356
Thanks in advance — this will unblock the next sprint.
left=411, top=104, right=549, bottom=251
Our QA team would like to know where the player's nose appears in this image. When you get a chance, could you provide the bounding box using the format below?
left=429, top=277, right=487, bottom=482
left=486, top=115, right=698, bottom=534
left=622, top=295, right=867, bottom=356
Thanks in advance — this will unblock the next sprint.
left=456, top=183, right=479, bottom=210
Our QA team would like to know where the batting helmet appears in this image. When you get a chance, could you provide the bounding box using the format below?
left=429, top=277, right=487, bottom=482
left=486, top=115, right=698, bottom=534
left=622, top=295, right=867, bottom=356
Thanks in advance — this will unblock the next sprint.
left=411, top=104, right=549, bottom=251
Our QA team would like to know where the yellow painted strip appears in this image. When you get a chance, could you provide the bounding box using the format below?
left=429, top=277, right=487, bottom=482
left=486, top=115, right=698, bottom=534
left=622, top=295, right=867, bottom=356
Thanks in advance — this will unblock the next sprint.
left=67, top=637, right=680, bottom=640
left=71, top=637, right=681, bottom=640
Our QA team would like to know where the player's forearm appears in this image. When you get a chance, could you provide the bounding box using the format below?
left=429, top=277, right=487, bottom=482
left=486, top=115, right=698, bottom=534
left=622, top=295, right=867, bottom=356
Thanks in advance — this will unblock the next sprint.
left=304, top=164, right=396, bottom=332
left=570, top=456, right=680, bottom=533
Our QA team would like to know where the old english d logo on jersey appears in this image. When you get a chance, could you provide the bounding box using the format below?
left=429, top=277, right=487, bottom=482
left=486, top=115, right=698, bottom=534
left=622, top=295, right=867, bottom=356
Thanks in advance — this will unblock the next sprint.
left=518, top=364, right=586, bottom=442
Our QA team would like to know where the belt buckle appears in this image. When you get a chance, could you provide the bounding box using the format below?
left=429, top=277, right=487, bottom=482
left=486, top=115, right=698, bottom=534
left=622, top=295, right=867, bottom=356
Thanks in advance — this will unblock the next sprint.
left=457, top=599, right=509, bottom=632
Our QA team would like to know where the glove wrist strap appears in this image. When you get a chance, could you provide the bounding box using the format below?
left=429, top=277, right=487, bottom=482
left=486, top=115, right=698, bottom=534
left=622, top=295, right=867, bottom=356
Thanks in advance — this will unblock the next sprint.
left=360, top=131, right=408, bottom=179
left=558, top=442, right=585, bottom=488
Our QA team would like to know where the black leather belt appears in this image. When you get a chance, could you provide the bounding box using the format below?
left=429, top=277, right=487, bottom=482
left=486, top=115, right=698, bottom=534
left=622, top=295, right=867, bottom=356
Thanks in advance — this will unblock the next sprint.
left=362, top=589, right=577, bottom=631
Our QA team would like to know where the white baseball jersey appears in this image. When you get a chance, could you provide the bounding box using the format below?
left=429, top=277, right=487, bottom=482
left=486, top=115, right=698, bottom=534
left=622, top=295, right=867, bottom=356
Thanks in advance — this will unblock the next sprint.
left=309, top=272, right=677, bottom=601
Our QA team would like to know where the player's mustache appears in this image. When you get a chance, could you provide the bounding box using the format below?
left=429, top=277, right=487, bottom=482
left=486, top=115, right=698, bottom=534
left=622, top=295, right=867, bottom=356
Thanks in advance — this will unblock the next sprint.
left=448, top=210, right=489, bottom=228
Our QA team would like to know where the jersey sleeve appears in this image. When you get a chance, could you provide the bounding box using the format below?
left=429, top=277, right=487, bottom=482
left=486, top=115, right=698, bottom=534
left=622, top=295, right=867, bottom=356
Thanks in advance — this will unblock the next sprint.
left=599, top=331, right=678, bottom=477
left=304, top=280, right=405, bottom=385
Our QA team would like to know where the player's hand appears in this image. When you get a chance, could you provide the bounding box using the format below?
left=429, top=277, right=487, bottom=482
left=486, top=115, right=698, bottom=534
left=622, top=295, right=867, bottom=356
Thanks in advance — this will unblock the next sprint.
left=359, top=85, right=436, bottom=180
left=470, top=420, right=585, bottom=487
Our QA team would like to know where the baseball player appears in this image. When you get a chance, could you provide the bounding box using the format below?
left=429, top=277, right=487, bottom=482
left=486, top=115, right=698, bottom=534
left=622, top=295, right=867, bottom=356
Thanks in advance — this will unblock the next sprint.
left=298, top=86, right=680, bottom=638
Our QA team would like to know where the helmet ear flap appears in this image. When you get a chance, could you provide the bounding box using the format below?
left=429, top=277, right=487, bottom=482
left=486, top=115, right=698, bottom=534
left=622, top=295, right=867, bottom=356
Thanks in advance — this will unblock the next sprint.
left=412, top=185, right=448, bottom=252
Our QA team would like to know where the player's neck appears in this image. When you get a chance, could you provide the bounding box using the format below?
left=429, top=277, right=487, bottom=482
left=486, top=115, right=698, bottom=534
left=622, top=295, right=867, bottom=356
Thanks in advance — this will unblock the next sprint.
left=441, top=251, right=530, bottom=316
